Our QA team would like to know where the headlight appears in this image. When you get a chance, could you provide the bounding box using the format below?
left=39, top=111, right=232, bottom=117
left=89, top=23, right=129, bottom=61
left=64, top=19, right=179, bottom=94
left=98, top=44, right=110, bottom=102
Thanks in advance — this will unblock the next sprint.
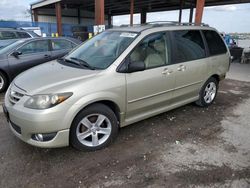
left=24, top=92, right=72, bottom=109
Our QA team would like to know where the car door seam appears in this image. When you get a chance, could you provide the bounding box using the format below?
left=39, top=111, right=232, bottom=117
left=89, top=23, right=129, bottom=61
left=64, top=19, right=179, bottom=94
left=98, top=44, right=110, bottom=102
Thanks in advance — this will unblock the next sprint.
left=174, top=80, right=203, bottom=91
left=127, top=80, right=203, bottom=104
left=128, top=88, right=175, bottom=104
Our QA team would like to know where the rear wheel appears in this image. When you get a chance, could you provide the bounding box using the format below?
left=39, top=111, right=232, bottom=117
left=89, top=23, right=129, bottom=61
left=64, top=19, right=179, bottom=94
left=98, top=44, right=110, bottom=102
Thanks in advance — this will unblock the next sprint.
left=70, top=103, right=118, bottom=151
left=196, top=77, right=218, bottom=107
left=0, top=72, right=8, bottom=93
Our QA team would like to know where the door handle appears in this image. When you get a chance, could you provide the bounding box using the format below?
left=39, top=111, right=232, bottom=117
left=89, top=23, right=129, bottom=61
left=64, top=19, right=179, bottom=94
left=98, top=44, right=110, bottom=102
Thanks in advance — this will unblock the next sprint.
left=44, top=54, right=51, bottom=59
left=177, top=65, right=186, bottom=71
left=162, top=68, right=173, bottom=75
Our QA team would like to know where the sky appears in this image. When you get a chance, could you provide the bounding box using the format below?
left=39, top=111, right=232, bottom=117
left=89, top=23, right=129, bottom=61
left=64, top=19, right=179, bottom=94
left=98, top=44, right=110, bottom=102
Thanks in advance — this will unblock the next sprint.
left=0, top=0, right=250, bottom=33
left=113, top=4, right=250, bottom=33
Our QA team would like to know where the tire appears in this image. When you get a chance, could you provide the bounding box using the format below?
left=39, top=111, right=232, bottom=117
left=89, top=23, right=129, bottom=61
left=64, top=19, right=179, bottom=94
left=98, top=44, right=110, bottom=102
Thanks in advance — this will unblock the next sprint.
left=0, top=72, right=8, bottom=93
left=195, top=77, right=218, bottom=107
left=70, top=103, right=119, bottom=151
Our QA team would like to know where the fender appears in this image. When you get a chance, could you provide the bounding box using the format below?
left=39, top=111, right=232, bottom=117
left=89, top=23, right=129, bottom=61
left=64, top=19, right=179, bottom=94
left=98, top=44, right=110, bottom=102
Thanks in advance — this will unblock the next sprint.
left=62, top=91, right=126, bottom=129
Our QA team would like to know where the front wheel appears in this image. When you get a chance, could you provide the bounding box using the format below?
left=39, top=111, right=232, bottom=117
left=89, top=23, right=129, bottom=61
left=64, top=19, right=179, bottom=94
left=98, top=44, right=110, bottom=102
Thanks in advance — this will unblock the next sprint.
left=0, top=72, right=8, bottom=93
left=196, top=77, right=218, bottom=107
left=70, top=103, right=119, bottom=151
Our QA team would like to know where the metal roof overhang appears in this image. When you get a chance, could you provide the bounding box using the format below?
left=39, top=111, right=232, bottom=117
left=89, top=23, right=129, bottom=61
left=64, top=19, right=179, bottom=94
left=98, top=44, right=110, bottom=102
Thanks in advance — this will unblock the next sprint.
left=31, top=0, right=61, bottom=9
left=31, top=0, right=250, bottom=16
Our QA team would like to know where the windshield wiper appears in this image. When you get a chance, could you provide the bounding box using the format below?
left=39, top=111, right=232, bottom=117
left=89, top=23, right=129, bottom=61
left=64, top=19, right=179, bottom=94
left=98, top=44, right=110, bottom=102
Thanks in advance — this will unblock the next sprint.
left=69, top=57, right=96, bottom=70
left=57, top=57, right=84, bottom=68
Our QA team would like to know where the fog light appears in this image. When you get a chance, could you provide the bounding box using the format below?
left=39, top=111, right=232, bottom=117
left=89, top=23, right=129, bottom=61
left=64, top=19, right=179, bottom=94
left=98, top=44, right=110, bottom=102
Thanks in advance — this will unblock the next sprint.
left=35, top=134, right=43, bottom=141
left=32, top=132, right=57, bottom=142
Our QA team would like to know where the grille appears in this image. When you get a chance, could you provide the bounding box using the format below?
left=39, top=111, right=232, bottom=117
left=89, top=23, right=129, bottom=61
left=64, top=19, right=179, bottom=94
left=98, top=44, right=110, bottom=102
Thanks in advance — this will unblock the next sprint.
left=8, top=89, right=24, bottom=105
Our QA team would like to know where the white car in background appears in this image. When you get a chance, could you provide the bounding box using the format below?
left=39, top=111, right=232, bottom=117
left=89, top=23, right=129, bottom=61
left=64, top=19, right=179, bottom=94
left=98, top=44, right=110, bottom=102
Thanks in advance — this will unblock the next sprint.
left=19, top=27, right=42, bottom=37
left=0, top=28, right=39, bottom=49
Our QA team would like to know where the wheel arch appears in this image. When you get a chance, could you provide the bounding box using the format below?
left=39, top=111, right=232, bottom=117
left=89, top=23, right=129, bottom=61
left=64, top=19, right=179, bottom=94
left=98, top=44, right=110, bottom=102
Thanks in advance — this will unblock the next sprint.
left=210, top=74, right=220, bottom=82
left=90, top=100, right=121, bottom=123
left=0, top=69, right=10, bottom=84
left=72, top=99, right=122, bottom=127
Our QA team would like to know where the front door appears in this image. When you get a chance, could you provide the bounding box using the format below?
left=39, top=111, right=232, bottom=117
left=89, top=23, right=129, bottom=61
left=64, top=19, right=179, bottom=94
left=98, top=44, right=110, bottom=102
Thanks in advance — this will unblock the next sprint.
left=8, top=39, right=51, bottom=78
left=125, top=32, right=175, bottom=124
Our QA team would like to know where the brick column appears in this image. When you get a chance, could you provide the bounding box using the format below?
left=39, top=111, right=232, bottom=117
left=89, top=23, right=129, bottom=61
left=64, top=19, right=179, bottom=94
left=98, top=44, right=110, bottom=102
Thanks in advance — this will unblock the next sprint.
left=55, top=2, right=62, bottom=36
left=95, top=0, right=105, bottom=25
left=195, top=0, right=205, bottom=25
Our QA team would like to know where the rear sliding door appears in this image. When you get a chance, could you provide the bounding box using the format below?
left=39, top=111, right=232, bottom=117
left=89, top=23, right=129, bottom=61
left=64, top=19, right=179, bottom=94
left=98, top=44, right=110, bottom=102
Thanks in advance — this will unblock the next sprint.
left=171, top=30, right=208, bottom=104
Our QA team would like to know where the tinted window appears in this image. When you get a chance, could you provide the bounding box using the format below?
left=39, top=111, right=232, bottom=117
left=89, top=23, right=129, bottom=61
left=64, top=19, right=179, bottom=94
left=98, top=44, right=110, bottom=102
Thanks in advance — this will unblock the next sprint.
left=129, top=32, right=171, bottom=69
left=173, top=30, right=206, bottom=63
left=0, top=31, right=17, bottom=39
left=18, top=40, right=49, bottom=55
left=51, top=39, right=72, bottom=50
left=17, top=32, right=31, bottom=38
left=203, top=30, right=227, bottom=56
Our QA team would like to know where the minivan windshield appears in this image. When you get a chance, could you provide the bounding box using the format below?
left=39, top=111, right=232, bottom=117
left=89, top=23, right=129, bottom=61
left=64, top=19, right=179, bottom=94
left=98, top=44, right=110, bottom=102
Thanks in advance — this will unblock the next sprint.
left=65, top=31, right=138, bottom=69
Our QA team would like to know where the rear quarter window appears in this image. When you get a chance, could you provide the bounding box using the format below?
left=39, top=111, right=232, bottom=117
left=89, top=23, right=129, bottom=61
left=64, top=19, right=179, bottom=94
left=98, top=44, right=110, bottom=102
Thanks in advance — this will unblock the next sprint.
left=17, top=32, right=31, bottom=38
left=203, top=30, right=227, bottom=56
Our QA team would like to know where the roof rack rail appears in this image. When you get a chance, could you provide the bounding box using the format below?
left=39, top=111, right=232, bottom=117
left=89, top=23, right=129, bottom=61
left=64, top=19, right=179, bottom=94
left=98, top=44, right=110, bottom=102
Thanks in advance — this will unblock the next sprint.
left=0, top=27, right=17, bottom=30
left=119, top=23, right=146, bottom=27
left=146, top=21, right=209, bottom=27
left=118, top=21, right=209, bottom=28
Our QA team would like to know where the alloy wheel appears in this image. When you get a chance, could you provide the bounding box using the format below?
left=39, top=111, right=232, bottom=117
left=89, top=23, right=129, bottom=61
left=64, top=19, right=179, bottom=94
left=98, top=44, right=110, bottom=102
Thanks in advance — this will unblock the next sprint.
left=204, top=82, right=217, bottom=104
left=0, top=75, right=4, bottom=90
left=76, top=114, right=112, bottom=147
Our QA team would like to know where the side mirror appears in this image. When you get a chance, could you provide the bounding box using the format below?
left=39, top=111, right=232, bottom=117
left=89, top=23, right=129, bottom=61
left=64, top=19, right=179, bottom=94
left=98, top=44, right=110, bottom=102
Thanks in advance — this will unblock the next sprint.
left=12, top=51, right=22, bottom=58
left=127, top=61, right=145, bottom=73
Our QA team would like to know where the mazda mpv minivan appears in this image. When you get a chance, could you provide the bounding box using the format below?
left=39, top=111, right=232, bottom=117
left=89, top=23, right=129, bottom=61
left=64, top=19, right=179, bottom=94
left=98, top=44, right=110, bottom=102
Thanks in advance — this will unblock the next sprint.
left=3, top=22, right=230, bottom=151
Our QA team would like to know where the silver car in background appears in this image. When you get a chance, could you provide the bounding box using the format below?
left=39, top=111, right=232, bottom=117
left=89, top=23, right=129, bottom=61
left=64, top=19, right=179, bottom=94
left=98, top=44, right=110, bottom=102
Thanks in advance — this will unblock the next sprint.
left=3, top=23, right=230, bottom=151
left=0, top=28, right=39, bottom=49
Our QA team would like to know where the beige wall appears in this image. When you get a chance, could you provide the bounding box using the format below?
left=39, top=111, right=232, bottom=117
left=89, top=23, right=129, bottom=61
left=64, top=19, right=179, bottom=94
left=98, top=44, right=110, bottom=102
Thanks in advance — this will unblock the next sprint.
left=35, top=8, right=108, bottom=25
left=37, top=15, right=78, bottom=24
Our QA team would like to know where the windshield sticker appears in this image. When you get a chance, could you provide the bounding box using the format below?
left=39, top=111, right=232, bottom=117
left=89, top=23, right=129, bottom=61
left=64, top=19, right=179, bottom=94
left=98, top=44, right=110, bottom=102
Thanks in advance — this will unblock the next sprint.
left=120, top=33, right=137, bottom=38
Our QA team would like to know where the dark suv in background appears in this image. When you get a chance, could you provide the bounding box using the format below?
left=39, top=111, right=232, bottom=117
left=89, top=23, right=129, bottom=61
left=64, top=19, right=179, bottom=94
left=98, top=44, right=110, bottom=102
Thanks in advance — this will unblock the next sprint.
left=0, top=37, right=81, bottom=92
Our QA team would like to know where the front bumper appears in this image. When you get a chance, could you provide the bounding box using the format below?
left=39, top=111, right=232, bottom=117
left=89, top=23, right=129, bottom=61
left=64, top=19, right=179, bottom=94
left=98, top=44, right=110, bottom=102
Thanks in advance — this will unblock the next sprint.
left=9, top=119, right=69, bottom=148
left=3, top=88, right=71, bottom=148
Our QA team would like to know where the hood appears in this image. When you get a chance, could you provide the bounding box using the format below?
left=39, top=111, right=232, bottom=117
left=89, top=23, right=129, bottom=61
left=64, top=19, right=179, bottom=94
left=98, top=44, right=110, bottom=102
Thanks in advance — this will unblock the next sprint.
left=14, top=61, right=100, bottom=94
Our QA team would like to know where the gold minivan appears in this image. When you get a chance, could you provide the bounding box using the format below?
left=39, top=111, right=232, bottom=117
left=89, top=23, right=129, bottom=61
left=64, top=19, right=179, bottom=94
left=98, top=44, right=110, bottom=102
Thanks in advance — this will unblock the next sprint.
left=3, top=23, right=230, bottom=151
